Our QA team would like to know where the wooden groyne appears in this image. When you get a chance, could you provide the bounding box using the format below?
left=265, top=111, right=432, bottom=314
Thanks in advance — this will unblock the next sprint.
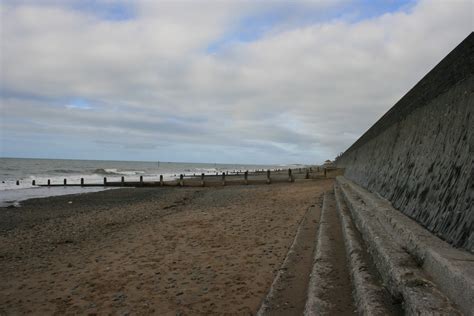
left=16, top=168, right=344, bottom=188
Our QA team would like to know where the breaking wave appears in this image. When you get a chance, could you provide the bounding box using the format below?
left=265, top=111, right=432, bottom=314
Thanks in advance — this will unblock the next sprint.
left=92, top=168, right=145, bottom=176
left=50, top=169, right=79, bottom=174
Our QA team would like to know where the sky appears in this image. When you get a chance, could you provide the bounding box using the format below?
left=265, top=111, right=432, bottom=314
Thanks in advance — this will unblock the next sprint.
left=0, top=0, right=472, bottom=164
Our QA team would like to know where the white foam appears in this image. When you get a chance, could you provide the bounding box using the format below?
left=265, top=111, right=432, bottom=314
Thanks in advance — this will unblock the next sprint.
left=0, top=186, right=119, bottom=208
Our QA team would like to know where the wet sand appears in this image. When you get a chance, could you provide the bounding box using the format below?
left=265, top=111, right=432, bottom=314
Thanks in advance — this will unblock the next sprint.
left=0, top=180, right=333, bottom=315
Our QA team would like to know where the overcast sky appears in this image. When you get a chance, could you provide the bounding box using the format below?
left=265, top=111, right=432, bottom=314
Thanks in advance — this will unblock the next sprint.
left=0, top=0, right=472, bottom=164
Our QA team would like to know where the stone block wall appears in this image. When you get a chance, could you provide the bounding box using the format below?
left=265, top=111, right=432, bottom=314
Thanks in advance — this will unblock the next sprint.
left=336, top=33, right=473, bottom=252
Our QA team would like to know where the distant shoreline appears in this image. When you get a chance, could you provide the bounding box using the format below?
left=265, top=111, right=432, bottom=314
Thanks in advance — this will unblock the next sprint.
left=0, top=168, right=325, bottom=208
left=1, top=158, right=304, bottom=207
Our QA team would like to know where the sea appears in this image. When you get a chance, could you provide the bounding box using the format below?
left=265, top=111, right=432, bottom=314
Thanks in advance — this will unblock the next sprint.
left=0, top=158, right=298, bottom=207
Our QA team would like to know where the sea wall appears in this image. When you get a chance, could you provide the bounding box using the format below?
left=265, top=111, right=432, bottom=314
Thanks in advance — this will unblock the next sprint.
left=336, top=33, right=473, bottom=252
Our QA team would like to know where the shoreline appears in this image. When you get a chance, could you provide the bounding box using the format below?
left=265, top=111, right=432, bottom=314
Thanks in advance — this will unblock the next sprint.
left=0, top=168, right=325, bottom=208
left=0, top=186, right=122, bottom=208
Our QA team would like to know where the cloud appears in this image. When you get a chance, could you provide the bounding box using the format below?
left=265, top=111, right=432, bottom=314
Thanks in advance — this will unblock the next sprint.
left=0, top=0, right=472, bottom=163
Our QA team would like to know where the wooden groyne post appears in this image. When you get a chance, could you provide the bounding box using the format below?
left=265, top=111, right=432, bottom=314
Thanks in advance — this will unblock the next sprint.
left=34, top=167, right=316, bottom=188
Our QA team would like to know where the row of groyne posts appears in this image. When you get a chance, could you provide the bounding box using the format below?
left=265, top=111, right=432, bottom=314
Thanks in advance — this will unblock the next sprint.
left=14, top=167, right=339, bottom=188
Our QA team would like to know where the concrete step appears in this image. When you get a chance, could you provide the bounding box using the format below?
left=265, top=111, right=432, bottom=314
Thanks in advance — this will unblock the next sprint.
left=304, top=191, right=357, bottom=315
left=334, top=184, right=401, bottom=315
left=336, top=176, right=466, bottom=315
left=257, top=197, right=323, bottom=315
left=259, top=178, right=470, bottom=315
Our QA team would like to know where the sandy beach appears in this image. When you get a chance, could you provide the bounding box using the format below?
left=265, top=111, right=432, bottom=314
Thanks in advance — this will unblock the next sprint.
left=0, top=180, right=333, bottom=315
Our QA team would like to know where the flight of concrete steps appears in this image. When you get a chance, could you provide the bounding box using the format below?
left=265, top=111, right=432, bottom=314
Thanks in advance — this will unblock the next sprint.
left=257, top=176, right=474, bottom=315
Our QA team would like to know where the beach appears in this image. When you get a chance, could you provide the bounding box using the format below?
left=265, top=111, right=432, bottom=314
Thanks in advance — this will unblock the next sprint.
left=0, top=179, right=333, bottom=314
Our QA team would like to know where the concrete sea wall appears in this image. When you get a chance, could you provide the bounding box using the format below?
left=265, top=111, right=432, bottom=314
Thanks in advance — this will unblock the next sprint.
left=336, top=33, right=473, bottom=252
